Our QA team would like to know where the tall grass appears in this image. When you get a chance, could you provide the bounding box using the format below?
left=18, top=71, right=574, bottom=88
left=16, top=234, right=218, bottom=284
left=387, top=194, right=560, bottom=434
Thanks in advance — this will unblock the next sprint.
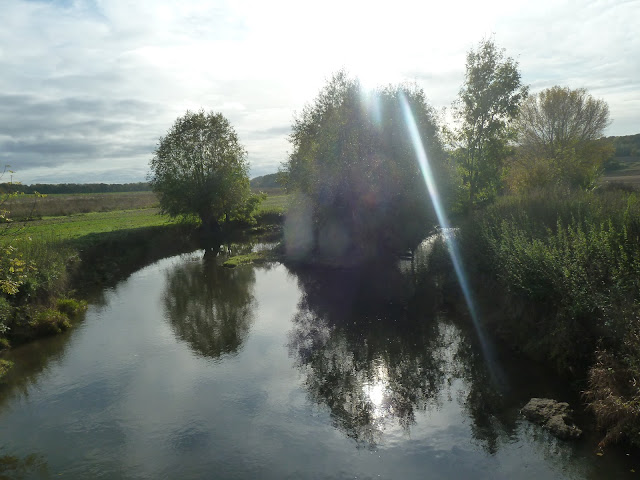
left=456, top=186, right=640, bottom=446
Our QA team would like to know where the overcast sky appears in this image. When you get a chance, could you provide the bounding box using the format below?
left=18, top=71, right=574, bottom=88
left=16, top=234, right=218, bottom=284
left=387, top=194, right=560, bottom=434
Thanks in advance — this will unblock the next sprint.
left=2, top=0, right=639, bottom=184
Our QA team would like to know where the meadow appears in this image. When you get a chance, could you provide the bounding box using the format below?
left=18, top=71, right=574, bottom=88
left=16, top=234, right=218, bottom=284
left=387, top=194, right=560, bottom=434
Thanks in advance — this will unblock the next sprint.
left=602, top=157, right=640, bottom=187
left=5, top=191, right=158, bottom=220
left=0, top=191, right=288, bottom=352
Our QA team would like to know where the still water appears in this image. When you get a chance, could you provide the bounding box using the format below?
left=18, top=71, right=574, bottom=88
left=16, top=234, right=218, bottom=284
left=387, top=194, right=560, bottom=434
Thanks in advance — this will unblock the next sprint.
left=0, top=246, right=637, bottom=479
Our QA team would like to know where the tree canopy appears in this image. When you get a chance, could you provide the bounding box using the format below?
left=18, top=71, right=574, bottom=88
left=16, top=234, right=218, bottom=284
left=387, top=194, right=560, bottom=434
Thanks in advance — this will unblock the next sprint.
left=508, top=86, right=612, bottom=191
left=451, top=38, right=528, bottom=206
left=281, top=71, right=448, bottom=262
left=149, top=110, right=253, bottom=233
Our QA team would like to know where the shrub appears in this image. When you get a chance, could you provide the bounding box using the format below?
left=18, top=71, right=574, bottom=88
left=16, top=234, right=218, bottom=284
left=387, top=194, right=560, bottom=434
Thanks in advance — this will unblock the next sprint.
left=29, top=308, right=71, bottom=336
left=56, top=298, right=87, bottom=316
left=459, top=188, right=640, bottom=369
left=454, top=186, right=640, bottom=445
left=585, top=331, right=640, bottom=447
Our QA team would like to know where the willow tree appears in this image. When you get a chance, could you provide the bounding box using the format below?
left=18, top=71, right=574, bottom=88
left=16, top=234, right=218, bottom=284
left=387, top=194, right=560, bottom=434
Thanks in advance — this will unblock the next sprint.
left=451, top=39, right=528, bottom=205
left=281, top=72, right=448, bottom=262
left=508, top=86, right=612, bottom=191
left=149, top=110, right=253, bottom=233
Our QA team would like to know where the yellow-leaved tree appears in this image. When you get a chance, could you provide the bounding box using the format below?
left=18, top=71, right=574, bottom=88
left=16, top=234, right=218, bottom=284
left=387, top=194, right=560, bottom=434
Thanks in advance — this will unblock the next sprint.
left=507, top=86, right=613, bottom=192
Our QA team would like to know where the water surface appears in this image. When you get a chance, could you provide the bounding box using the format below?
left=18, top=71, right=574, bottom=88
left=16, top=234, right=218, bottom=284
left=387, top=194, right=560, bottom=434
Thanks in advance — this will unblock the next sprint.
left=0, top=248, right=637, bottom=479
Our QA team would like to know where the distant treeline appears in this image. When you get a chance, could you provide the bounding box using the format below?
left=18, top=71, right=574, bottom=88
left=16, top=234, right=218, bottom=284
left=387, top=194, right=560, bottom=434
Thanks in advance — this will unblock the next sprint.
left=0, top=182, right=151, bottom=194
left=249, top=173, right=280, bottom=190
left=608, top=133, right=640, bottom=157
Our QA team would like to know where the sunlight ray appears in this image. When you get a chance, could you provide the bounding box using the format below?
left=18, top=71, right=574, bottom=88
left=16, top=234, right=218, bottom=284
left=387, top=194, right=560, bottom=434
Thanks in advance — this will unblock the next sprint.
left=399, top=93, right=503, bottom=386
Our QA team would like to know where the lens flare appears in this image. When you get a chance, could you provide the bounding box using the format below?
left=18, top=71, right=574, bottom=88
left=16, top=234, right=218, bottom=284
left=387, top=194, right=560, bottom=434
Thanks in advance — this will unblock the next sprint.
left=399, top=93, right=503, bottom=386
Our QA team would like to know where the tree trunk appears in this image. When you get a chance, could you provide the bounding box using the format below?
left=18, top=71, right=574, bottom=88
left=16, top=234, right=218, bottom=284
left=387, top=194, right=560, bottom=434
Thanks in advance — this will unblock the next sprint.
left=200, top=210, right=221, bottom=236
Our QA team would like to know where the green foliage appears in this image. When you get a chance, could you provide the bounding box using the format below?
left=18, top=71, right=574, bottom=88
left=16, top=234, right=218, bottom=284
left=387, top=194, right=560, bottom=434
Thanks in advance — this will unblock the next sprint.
left=509, top=86, right=612, bottom=191
left=282, top=71, right=448, bottom=261
left=250, top=173, right=281, bottom=190
left=0, top=359, right=12, bottom=379
left=149, top=110, right=257, bottom=232
left=0, top=246, right=33, bottom=296
left=222, top=251, right=267, bottom=268
left=609, top=133, right=640, bottom=158
left=450, top=38, right=528, bottom=206
left=456, top=187, right=640, bottom=447
left=56, top=298, right=88, bottom=316
left=29, top=308, right=71, bottom=336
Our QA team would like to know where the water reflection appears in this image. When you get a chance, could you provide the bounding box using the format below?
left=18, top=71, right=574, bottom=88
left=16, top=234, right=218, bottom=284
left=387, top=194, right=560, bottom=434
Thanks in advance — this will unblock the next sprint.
left=287, top=263, right=451, bottom=447
left=162, top=253, right=257, bottom=359
left=0, top=449, right=47, bottom=479
left=287, top=261, right=526, bottom=452
left=452, top=336, right=515, bottom=454
left=0, top=330, right=72, bottom=408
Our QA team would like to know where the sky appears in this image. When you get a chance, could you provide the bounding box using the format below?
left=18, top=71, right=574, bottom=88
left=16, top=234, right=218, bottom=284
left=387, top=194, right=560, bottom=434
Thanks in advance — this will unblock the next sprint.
left=1, top=0, right=639, bottom=184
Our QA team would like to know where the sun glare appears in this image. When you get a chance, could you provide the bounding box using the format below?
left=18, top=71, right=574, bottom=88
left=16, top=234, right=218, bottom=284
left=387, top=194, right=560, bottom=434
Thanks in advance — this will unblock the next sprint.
left=399, top=93, right=504, bottom=387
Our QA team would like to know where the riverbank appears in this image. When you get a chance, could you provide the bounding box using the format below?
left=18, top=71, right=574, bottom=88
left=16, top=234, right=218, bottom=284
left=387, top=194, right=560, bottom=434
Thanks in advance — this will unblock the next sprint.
left=0, top=204, right=285, bottom=375
left=425, top=185, right=640, bottom=448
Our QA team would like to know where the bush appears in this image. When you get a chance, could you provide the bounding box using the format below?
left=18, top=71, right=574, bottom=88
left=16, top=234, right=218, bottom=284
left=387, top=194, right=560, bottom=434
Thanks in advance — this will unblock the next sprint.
left=585, top=339, right=640, bottom=448
left=454, top=186, right=640, bottom=445
left=29, top=308, right=71, bottom=336
left=466, top=189, right=640, bottom=368
left=56, top=298, right=87, bottom=316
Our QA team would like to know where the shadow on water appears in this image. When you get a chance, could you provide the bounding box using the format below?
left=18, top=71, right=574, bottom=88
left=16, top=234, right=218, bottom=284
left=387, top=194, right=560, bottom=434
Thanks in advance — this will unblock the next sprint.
left=285, top=259, right=519, bottom=452
left=284, top=254, right=607, bottom=462
left=0, top=450, right=47, bottom=480
left=162, top=248, right=259, bottom=359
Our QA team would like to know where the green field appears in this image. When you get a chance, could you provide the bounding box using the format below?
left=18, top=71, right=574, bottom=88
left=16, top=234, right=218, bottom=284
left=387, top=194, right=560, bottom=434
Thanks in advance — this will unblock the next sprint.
left=3, top=208, right=176, bottom=244
left=258, top=194, right=290, bottom=213
left=2, top=193, right=290, bottom=246
left=5, top=191, right=158, bottom=220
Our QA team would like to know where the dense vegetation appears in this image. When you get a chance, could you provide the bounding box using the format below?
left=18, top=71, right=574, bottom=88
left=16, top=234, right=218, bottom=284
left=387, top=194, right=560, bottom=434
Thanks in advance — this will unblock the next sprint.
left=280, top=71, right=449, bottom=263
left=149, top=110, right=262, bottom=234
left=436, top=187, right=640, bottom=447
left=250, top=173, right=281, bottom=190
left=276, top=39, right=637, bottom=447
left=610, top=133, right=640, bottom=158
left=448, top=38, right=527, bottom=206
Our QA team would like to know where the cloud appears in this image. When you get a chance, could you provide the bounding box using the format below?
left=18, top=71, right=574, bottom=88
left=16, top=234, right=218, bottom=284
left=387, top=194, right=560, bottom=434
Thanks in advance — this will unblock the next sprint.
left=0, top=93, right=162, bottom=175
left=1, top=0, right=638, bottom=183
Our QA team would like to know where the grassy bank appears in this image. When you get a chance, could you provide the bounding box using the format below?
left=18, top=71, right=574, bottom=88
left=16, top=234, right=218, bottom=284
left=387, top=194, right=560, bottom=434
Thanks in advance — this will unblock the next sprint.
left=435, top=186, right=640, bottom=447
left=0, top=193, right=289, bottom=377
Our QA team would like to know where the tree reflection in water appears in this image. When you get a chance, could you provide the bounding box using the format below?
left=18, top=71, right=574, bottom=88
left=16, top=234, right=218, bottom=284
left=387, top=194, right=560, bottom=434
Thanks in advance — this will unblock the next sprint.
left=287, top=262, right=451, bottom=447
left=163, top=251, right=257, bottom=359
left=287, top=261, right=518, bottom=451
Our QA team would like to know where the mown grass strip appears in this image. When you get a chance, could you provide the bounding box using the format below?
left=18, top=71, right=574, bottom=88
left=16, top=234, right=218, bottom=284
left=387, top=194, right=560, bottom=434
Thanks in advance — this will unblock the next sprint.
left=2, top=208, right=177, bottom=244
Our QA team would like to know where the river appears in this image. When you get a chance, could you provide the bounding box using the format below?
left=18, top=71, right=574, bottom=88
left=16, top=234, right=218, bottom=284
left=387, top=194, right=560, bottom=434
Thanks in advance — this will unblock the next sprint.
left=0, top=243, right=637, bottom=479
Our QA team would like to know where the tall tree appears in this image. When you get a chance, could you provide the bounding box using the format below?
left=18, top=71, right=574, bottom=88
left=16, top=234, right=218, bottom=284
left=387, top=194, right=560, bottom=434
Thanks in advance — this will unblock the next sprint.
left=452, top=39, right=528, bottom=205
left=149, top=110, right=254, bottom=233
left=508, top=86, right=612, bottom=191
left=281, top=72, right=448, bottom=262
